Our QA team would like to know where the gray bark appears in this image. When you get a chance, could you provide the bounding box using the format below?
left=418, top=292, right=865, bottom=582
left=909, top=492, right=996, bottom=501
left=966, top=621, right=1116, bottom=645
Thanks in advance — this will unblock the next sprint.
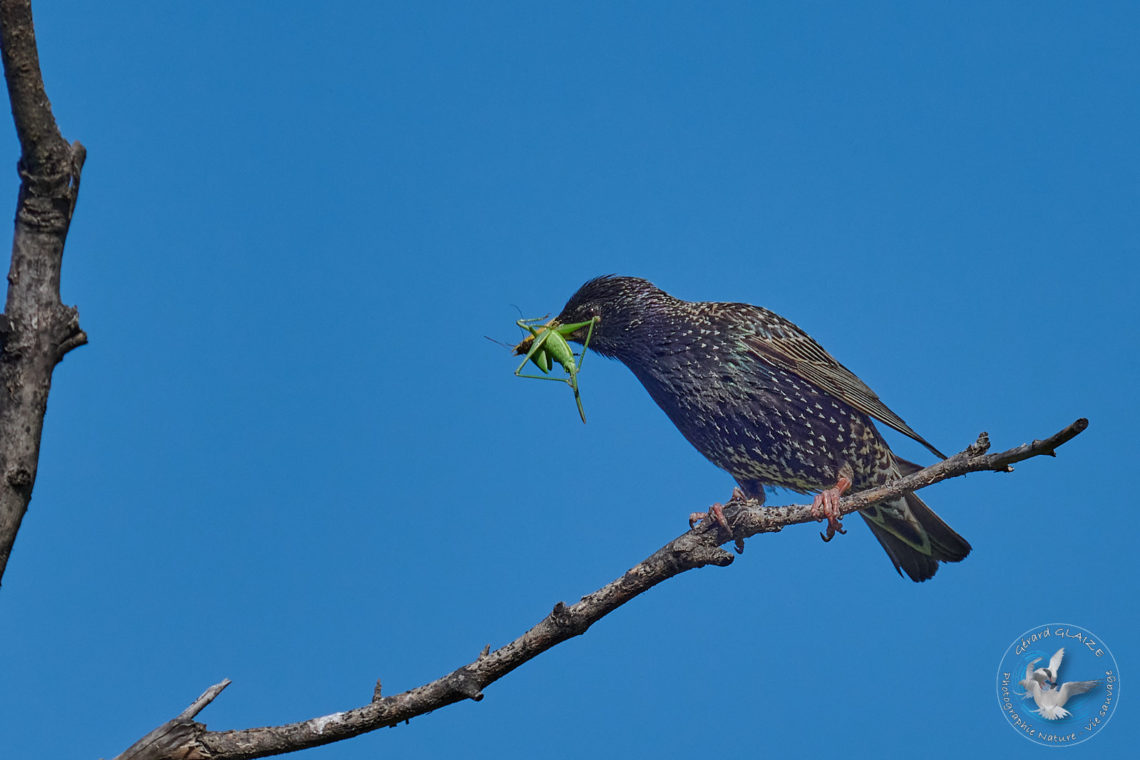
left=0, top=0, right=86, bottom=585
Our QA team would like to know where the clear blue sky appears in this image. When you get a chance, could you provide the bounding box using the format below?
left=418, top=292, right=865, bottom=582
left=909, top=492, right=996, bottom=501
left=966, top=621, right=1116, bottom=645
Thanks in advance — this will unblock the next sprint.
left=1, top=3, right=1135, bottom=758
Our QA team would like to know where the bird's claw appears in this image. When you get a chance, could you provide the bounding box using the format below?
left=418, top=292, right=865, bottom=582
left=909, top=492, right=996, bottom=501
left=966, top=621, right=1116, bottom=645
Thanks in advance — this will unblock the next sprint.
left=689, top=502, right=731, bottom=533
left=812, top=475, right=852, bottom=543
left=689, top=491, right=748, bottom=553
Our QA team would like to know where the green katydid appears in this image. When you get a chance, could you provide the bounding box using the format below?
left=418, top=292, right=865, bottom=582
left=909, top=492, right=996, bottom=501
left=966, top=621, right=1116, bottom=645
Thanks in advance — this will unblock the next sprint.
left=511, top=315, right=598, bottom=423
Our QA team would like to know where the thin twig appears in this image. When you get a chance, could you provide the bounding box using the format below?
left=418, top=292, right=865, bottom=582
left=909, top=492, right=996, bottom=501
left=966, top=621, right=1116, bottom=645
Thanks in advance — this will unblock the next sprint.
left=724, top=418, right=1090, bottom=539
left=178, top=680, right=232, bottom=721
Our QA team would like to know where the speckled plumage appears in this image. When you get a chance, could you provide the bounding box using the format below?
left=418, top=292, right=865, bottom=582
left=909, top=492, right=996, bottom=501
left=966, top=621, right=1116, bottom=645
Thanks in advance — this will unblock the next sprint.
left=555, top=275, right=970, bottom=582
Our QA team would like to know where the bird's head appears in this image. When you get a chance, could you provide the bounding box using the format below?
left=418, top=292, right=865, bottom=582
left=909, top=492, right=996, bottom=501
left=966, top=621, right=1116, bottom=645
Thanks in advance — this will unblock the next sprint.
left=553, top=275, right=676, bottom=358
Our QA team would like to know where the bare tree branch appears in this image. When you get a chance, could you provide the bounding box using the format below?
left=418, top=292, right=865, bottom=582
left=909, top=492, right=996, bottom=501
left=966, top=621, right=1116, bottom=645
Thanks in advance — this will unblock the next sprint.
left=112, top=419, right=1088, bottom=760
left=725, top=417, right=1090, bottom=540
left=0, top=0, right=86, bottom=585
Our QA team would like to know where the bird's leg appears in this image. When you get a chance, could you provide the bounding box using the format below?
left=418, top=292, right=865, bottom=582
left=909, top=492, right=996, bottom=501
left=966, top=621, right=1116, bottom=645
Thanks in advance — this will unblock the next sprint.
left=812, top=464, right=854, bottom=543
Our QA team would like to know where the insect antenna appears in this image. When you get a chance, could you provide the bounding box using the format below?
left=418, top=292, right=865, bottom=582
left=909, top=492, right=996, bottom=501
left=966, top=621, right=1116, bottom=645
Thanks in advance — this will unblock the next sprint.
left=484, top=335, right=516, bottom=350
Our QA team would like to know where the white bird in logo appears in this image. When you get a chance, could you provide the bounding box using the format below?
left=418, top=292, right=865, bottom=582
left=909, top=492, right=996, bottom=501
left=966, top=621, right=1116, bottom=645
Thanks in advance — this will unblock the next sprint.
left=1019, top=648, right=1099, bottom=720
left=1033, top=648, right=1065, bottom=686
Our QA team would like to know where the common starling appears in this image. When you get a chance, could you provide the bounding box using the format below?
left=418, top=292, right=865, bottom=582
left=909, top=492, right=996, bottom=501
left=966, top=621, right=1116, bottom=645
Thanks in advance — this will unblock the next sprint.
left=550, top=275, right=971, bottom=582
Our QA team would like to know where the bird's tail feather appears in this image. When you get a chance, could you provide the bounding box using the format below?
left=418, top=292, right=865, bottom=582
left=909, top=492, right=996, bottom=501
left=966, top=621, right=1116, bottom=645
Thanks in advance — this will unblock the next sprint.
left=1034, top=705, right=1071, bottom=720
left=859, top=492, right=971, bottom=582
left=858, top=457, right=971, bottom=582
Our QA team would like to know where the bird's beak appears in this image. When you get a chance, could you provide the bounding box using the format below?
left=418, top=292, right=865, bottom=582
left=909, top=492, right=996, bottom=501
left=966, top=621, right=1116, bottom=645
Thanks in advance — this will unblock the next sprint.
left=558, top=317, right=598, bottom=344
left=511, top=316, right=597, bottom=356
left=563, top=322, right=589, bottom=344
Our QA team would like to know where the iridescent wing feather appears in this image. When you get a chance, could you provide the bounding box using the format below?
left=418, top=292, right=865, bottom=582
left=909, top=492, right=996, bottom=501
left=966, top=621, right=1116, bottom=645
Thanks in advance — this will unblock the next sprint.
left=736, top=304, right=947, bottom=459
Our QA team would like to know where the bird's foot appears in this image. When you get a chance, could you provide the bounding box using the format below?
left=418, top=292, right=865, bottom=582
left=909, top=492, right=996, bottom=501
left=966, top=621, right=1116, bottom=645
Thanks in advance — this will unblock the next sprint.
left=689, top=488, right=748, bottom=553
left=688, top=502, right=730, bottom=532
left=811, top=474, right=852, bottom=542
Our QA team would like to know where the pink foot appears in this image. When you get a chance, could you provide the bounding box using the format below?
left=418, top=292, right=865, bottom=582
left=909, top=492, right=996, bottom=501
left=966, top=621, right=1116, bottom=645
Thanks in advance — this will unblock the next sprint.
left=688, top=502, right=730, bottom=532
left=689, top=488, right=749, bottom=552
left=811, top=474, right=852, bottom=543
